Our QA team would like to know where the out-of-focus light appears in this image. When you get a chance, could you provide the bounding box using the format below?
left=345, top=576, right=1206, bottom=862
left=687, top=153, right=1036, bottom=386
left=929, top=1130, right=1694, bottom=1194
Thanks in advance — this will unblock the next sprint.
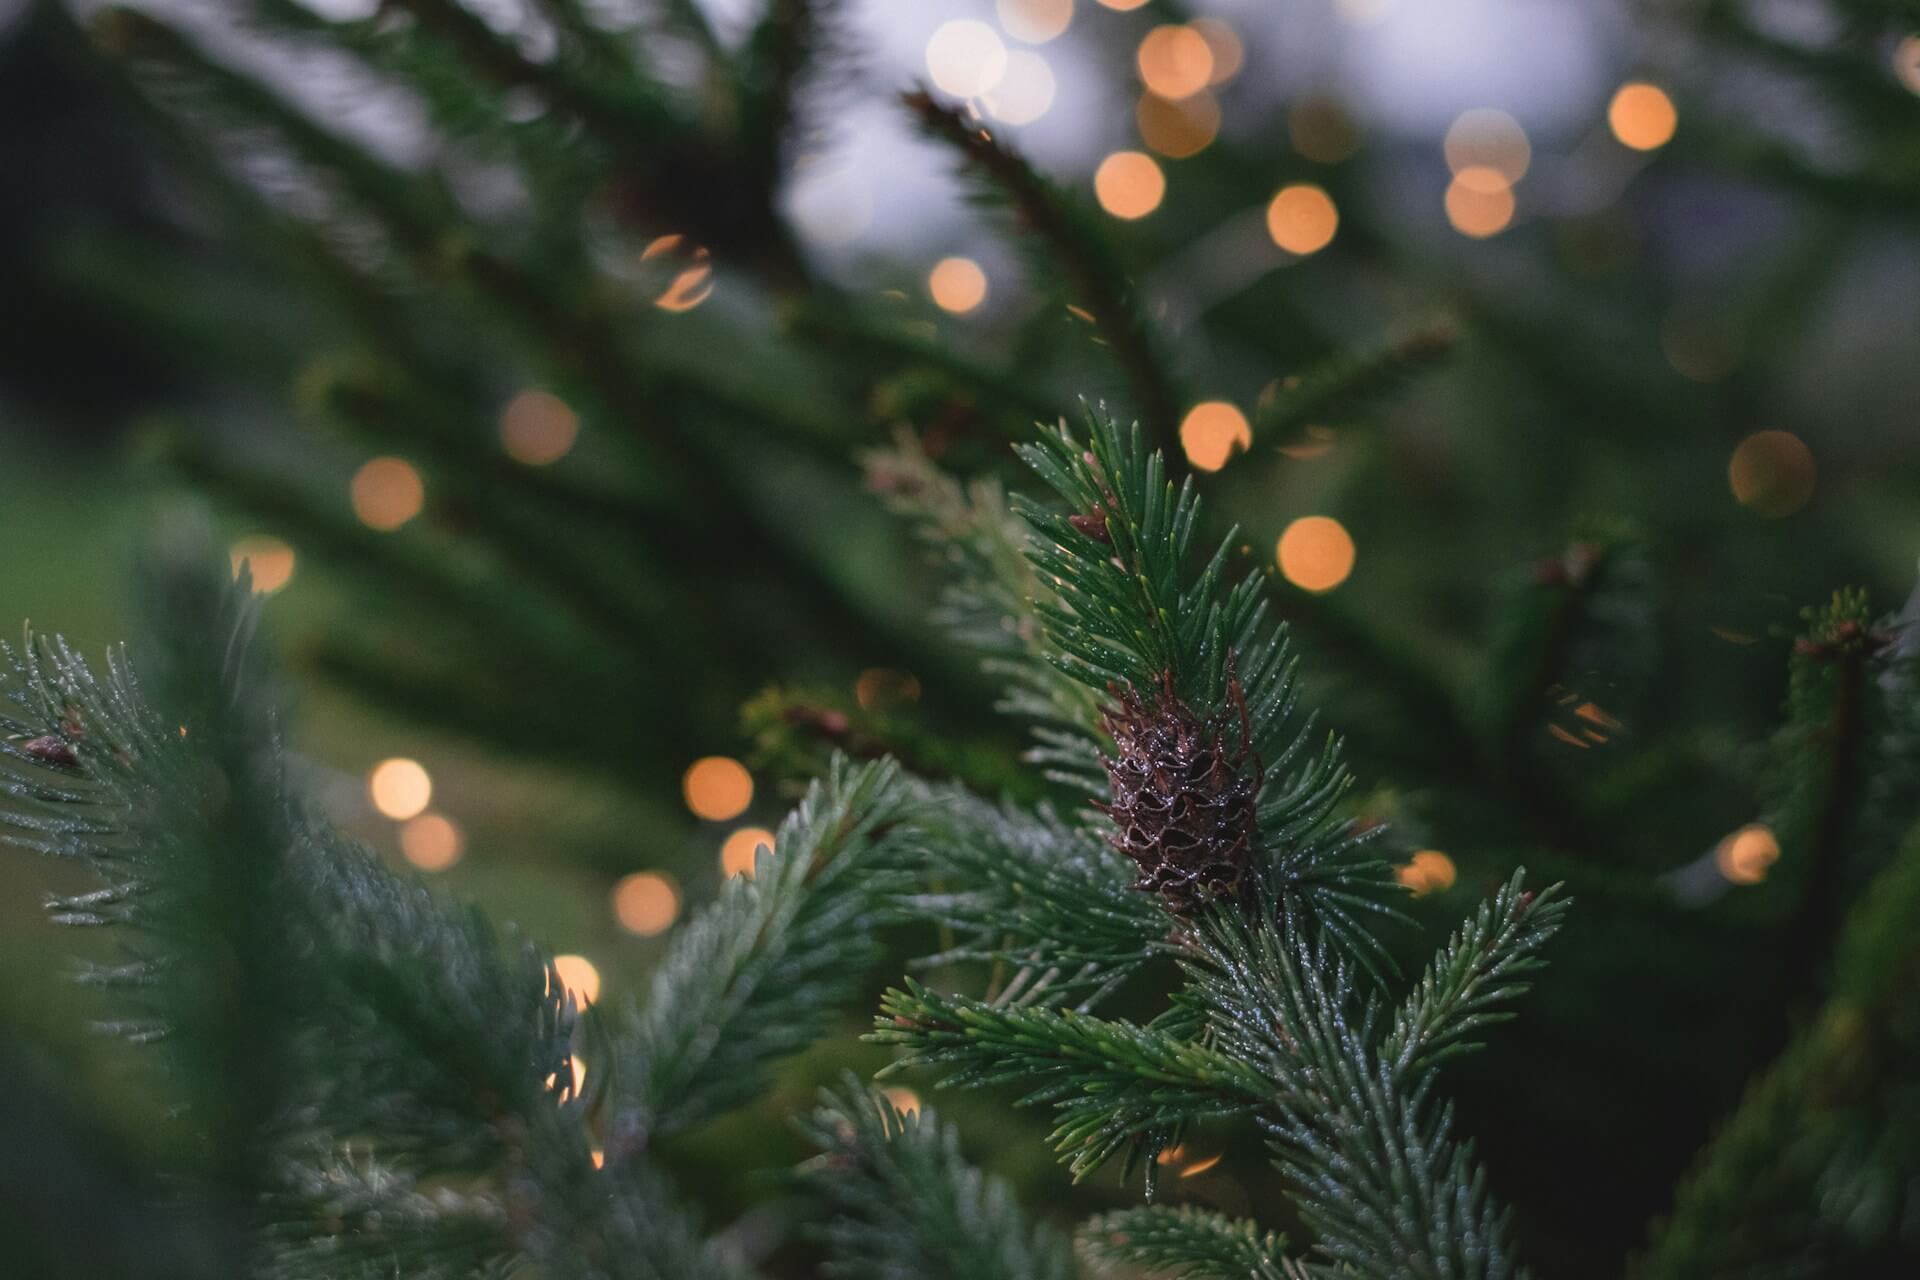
left=1190, top=18, right=1243, bottom=84
left=1179, top=1152, right=1224, bottom=1178
left=1277, top=516, right=1355, bottom=592
left=612, top=871, right=681, bottom=936
left=591, top=1148, right=606, bottom=1169
left=1266, top=184, right=1338, bottom=255
left=882, top=1086, right=922, bottom=1118
left=1715, top=824, right=1779, bottom=885
left=1608, top=82, right=1677, bottom=151
left=1444, top=108, right=1530, bottom=187
left=1728, top=431, right=1816, bottom=518
left=369, top=758, right=432, bottom=821
left=229, top=536, right=295, bottom=594
left=722, top=826, right=777, bottom=878
left=1445, top=170, right=1515, bottom=238
left=553, top=954, right=600, bottom=1006
left=1278, top=425, right=1336, bottom=461
left=1179, top=402, right=1252, bottom=472
left=926, top=19, right=1007, bottom=99
left=641, top=234, right=713, bottom=312
left=683, top=756, right=752, bottom=821
left=1094, top=151, right=1166, bottom=219
left=1137, top=90, right=1220, bottom=158
left=1155, top=1144, right=1186, bottom=1165
left=1397, top=850, right=1457, bottom=897
left=1137, top=25, right=1214, bottom=100
left=400, top=812, right=463, bottom=871
left=997, top=0, right=1071, bottom=44
left=1897, top=36, right=1920, bottom=94
left=929, top=257, right=988, bottom=314
left=984, top=49, right=1056, bottom=125
left=351, top=457, right=424, bottom=531
left=855, top=668, right=922, bottom=710
left=500, top=389, right=579, bottom=465
left=1289, top=96, right=1361, bottom=164
left=1097, top=0, right=1148, bottom=10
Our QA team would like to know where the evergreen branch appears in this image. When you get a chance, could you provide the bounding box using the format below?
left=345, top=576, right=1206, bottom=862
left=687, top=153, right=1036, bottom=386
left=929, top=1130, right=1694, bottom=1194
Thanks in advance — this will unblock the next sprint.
left=1634, top=828, right=1920, bottom=1277
left=872, top=979, right=1267, bottom=1180
left=1253, top=322, right=1456, bottom=443
left=1381, top=873, right=1570, bottom=1076
left=797, top=1079, right=1077, bottom=1280
left=1079, top=1205, right=1302, bottom=1280
left=620, top=756, right=923, bottom=1136
left=901, top=786, right=1168, bottom=1010
left=904, top=91, right=1185, bottom=468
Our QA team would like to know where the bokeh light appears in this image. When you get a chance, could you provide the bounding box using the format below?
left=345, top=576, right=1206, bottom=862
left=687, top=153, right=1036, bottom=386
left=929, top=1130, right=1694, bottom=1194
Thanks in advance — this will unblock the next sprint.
left=1191, top=19, right=1243, bottom=85
left=229, top=536, right=295, bottom=594
left=1897, top=36, right=1920, bottom=95
left=722, top=826, right=777, bottom=878
left=1608, top=83, right=1677, bottom=151
left=641, top=234, right=713, bottom=312
left=553, top=953, right=601, bottom=1005
left=369, top=758, right=433, bottom=821
left=1715, top=824, right=1779, bottom=885
left=1137, top=91, right=1220, bottom=159
left=683, top=756, right=753, bottom=821
left=1266, top=184, right=1339, bottom=255
left=929, top=257, right=989, bottom=314
left=400, top=812, right=463, bottom=871
left=1289, top=96, right=1360, bottom=164
left=612, top=871, right=681, bottom=936
left=1136, top=25, right=1214, bottom=100
left=1444, top=109, right=1530, bottom=187
left=1397, top=850, right=1457, bottom=896
left=1179, top=402, right=1252, bottom=472
left=855, top=668, right=922, bottom=709
left=1728, top=431, right=1816, bottom=517
left=882, top=1085, right=922, bottom=1118
left=926, top=19, right=1007, bottom=99
left=1097, top=0, right=1148, bottom=10
left=1094, top=151, right=1165, bottom=219
left=1277, top=516, right=1355, bottom=592
left=984, top=50, right=1056, bottom=125
left=997, top=0, right=1071, bottom=45
left=500, top=389, right=579, bottom=465
left=351, top=457, right=424, bottom=531
left=1445, top=171, right=1516, bottom=238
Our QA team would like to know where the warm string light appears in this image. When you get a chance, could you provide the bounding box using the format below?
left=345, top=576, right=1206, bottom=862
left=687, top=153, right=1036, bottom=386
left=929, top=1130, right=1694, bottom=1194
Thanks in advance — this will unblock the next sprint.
left=882, top=1086, right=922, bottom=1118
left=1397, top=850, right=1457, bottom=896
left=1289, top=96, right=1360, bottom=164
left=984, top=50, right=1056, bottom=125
left=640, top=235, right=713, bottom=311
left=612, top=871, right=681, bottom=936
left=500, top=389, right=579, bottom=465
left=1728, top=431, right=1816, bottom=518
left=400, top=812, right=463, bottom=871
left=1608, top=82, right=1677, bottom=151
left=926, top=19, right=1007, bottom=98
left=855, top=668, right=922, bottom=710
left=1445, top=172, right=1516, bottom=238
left=1179, top=402, right=1252, bottom=472
left=1094, top=151, right=1166, bottom=219
left=552, top=954, right=601, bottom=1005
left=928, top=257, right=989, bottom=314
left=1136, top=25, right=1214, bottom=100
left=1190, top=19, right=1243, bottom=85
left=996, top=0, right=1071, bottom=45
left=1266, top=184, right=1339, bottom=255
left=722, top=826, right=777, bottom=878
left=369, top=758, right=433, bottom=821
left=683, top=756, right=753, bottom=821
left=1137, top=91, right=1220, bottom=158
left=229, top=536, right=296, bottom=594
left=1277, top=516, right=1355, bottom=592
left=351, top=457, right=424, bottom=530
left=1715, top=824, right=1779, bottom=885
left=1442, top=109, right=1526, bottom=239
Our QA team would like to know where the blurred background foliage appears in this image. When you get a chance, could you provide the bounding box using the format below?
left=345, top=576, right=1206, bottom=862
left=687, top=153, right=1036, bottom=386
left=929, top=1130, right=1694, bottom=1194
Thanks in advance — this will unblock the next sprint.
left=2, top=0, right=1918, bottom=1275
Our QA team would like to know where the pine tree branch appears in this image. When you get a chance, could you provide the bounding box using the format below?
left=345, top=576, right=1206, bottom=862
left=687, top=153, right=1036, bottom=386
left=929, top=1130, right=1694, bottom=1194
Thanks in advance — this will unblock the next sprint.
left=797, top=1079, right=1077, bottom=1280
left=904, top=91, right=1185, bottom=470
left=1253, top=322, right=1456, bottom=444
left=1079, top=1204, right=1302, bottom=1280
left=871, top=979, right=1268, bottom=1181
left=618, top=756, right=923, bottom=1138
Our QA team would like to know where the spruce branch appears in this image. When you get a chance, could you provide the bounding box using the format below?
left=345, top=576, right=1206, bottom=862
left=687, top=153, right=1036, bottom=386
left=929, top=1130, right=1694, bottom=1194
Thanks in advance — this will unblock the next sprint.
left=872, top=979, right=1268, bottom=1181
left=1079, top=1204, right=1302, bottom=1280
left=1253, top=321, right=1456, bottom=444
left=904, top=91, right=1185, bottom=468
left=619, top=756, right=923, bottom=1137
left=797, top=1078, right=1077, bottom=1280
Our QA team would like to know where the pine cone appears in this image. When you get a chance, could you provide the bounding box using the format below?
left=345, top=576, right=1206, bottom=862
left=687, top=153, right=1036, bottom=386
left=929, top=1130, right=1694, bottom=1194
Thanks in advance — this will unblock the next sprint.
left=1098, top=670, right=1262, bottom=914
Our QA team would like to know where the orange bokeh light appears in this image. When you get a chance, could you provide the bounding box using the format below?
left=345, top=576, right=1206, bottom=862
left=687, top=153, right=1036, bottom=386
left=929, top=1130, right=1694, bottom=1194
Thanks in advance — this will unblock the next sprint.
left=929, top=257, right=988, bottom=314
left=351, top=457, right=424, bottom=531
left=1136, top=25, right=1214, bottom=100
left=612, top=871, right=681, bottom=936
left=722, top=826, right=777, bottom=878
left=1179, top=402, right=1252, bottom=472
left=1445, top=171, right=1516, bottom=238
left=1277, top=516, right=1355, bottom=592
left=1136, top=91, right=1220, bottom=159
left=683, top=756, right=753, bottom=821
left=1716, top=824, right=1780, bottom=885
left=1094, top=151, right=1166, bottom=220
left=400, top=812, right=463, bottom=872
left=229, top=536, right=295, bottom=594
left=1608, top=82, right=1677, bottom=151
left=500, top=389, right=579, bottom=465
left=1728, top=431, right=1815, bottom=518
left=1266, top=184, right=1339, bottom=255
left=369, top=758, right=432, bottom=821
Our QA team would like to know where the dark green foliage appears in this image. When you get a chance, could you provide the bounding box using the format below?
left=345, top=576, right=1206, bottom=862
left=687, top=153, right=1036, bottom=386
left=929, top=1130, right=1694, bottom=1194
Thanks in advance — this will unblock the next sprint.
left=1080, top=1204, right=1300, bottom=1280
left=796, top=1080, right=1077, bottom=1280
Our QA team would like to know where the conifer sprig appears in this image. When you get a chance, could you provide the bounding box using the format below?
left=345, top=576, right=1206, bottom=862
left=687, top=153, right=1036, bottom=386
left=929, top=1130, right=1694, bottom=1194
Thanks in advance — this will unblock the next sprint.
left=1079, top=1204, right=1302, bottom=1280
left=797, top=1080, right=1077, bottom=1280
